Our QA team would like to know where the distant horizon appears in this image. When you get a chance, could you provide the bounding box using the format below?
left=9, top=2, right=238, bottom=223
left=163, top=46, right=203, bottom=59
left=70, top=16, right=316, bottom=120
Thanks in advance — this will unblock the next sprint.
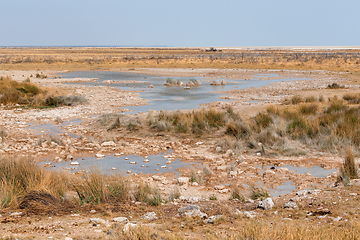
left=1, top=1, right=359, bottom=47
left=1, top=45, right=360, bottom=50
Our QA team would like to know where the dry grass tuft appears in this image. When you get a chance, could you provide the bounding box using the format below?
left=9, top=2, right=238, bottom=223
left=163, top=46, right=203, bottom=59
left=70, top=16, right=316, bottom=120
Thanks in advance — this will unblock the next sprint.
left=338, top=148, right=358, bottom=185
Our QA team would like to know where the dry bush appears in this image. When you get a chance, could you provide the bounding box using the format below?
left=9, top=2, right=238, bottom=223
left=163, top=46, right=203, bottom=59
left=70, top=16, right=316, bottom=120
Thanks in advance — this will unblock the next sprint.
left=0, top=156, right=67, bottom=209
left=338, top=149, right=358, bottom=185
left=134, top=182, right=162, bottom=206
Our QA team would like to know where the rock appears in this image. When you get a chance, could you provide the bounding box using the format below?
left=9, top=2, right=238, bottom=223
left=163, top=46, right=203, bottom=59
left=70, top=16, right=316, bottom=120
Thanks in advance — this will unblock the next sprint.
left=89, top=218, right=108, bottom=225
left=141, top=212, right=158, bottom=221
left=334, top=216, right=342, bottom=221
left=215, top=146, right=222, bottom=152
left=277, top=167, right=289, bottom=173
left=191, top=182, right=199, bottom=186
left=284, top=202, right=299, bottom=209
left=127, top=170, right=132, bottom=174
left=229, top=171, right=237, bottom=177
left=113, top=217, right=129, bottom=223
left=65, top=238, right=73, bottom=240
left=296, top=190, right=307, bottom=197
left=177, top=177, right=190, bottom=185
left=216, top=166, right=227, bottom=171
left=235, top=210, right=257, bottom=219
left=258, top=198, right=274, bottom=210
left=214, top=185, right=226, bottom=190
left=218, top=189, right=230, bottom=193
left=143, top=159, right=149, bottom=163
left=264, top=170, right=276, bottom=176
left=188, top=197, right=201, bottom=203
left=90, top=210, right=96, bottom=214
left=10, top=212, right=23, bottom=217
left=129, top=162, right=136, bottom=164
left=95, top=153, right=105, bottom=158
left=123, top=223, right=138, bottom=233
left=148, top=85, right=154, bottom=88
left=204, top=215, right=222, bottom=224
left=67, top=155, right=73, bottom=160
left=111, top=167, right=117, bottom=170
left=70, top=161, right=79, bottom=165
left=101, top=141, right=116, bottom=147
left=178, top=205, right=208, bottom=219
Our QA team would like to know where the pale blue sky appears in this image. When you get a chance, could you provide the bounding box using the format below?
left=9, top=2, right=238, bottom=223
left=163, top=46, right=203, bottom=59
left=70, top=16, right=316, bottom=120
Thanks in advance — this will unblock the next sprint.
left=0, top=0, right=359, bottom=47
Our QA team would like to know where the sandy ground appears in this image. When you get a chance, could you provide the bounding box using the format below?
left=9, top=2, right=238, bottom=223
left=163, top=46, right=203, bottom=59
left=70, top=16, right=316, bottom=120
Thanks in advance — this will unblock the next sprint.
left=0, top=68, right=359, bottom=239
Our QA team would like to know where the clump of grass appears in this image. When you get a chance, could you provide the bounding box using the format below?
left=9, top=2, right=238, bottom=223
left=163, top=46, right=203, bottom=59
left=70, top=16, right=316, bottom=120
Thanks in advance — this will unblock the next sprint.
left=225, top=120, right=251, bottom=139
left=327, top=82, right=344, bottom=89
left=230, top=186, right=245, bottom=201
left=305, top=96, right=317, bottom=103
left=73, top=168, right=108, bottom=205
left=0, top=157, right=67, bottom=208
left=250, top=185, right=270, bottom=200
left=44, top=95, right=87, bottom=107
left=299, top=103, right=318, bottom=115
left=343, top=93, right=360, bottom=104
left=35, top=73, right=47, bottom=79
left=134, top=182, right=162, bottom=206
left=254, top=112, right=273, bottom=129
left=202, top=165, right=213, bottom=177
left=0, top=75, right=42, bottom=104
left=0, top=128, right=7, bottom=142
left=338, top=149, right=358, bottom=185
left=189, top=168, right=204, bottom=185
left=209, top=194, right=217, bottom=200
left=291, top=95, right=303, bottom=104
left=167, top=188, right=180, bottom=202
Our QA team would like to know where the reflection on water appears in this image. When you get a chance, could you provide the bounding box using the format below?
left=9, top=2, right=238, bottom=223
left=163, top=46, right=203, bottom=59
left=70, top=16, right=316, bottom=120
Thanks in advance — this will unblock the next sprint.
left=43, top=150, right=198, bottom=176
left=59, top=71, right=307, bottom=113
left=28, top=119, right=82, bottom=138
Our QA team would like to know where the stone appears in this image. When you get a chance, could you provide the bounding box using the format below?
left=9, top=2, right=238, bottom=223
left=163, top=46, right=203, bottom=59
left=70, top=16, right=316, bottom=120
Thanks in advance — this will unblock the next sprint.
left=177, top=177, right=190, bottom=185
left=112, top=217, right=129, bottom=223
left=178, top=205, right=207, bottom=219
left=258, top=198, right=274, bottom=210
left=214, top=185, right=226, bottom=190
left=101, top=141, right=116, bottom=147
left=216, top=166, right=227, bottom=171
left=218, top=189, right=230, bottom=193
left=141, top=212, right=158, bottom=221
left=264, top=170, right=276, bottom=176
left=70, top=161, right=79, bottom=165
left=10, top=212, right=23, bottom=216
left=90, top=210, right=96, bottom=214
left=277, top=167, right=289, bottom=173
left=95, top=153, right=105, bottom=158
left=123, top=223, right=138, bottom=233
left=188, top=197, right=201, bottom=203
left=89, top=218, right=108, bottom=225
left=229, top=171, right=237, bottom=177
left=284, top=202, right=299, bottom=209
left=204, top=215, right=222, bottom=224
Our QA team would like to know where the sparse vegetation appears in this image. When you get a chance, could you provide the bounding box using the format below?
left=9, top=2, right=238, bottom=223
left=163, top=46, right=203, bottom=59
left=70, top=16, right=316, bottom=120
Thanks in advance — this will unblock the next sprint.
left=250, top=185, right=270, bottom=200
left=338, top=149, right=358, bottom=185
left=327, top=82, right=344, bottom=89
left=0, top=75, right=87, bottom=107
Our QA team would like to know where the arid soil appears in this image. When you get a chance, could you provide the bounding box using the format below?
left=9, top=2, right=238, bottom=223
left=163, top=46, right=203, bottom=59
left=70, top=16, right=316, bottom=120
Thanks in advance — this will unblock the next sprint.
left=1, top=48, right=360, bottom=239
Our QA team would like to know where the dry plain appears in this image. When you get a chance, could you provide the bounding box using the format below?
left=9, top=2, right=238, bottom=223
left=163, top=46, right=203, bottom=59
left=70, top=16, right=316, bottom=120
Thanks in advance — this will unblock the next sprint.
left=1, top=47, right=360, bottom=239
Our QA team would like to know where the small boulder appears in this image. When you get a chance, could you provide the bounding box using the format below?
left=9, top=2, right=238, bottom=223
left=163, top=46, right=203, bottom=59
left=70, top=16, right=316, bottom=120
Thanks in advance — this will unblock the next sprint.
left=141, top=212, right=158, bottom=221
left=284, top=202, right=299, bottom=209
left=89, top=218, right=108, bottom=225
left=101, top=141, right=116, bottom=147
left=177, top=177, right=190, bottom=185
left=113, top=217, right=128, bottom=223
left=258, top=198, right=274, bottom=210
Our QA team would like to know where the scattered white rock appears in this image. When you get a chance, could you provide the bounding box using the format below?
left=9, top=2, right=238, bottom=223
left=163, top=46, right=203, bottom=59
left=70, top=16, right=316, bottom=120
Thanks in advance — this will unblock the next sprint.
left=188, top=197, right=201, bottom=203
left=90, top=210, right=96, bottom=214
left=258, top=198, right=274, bottom=210
left=123, top=223, right=138, bottom=233
left=89, top=218, right=108, bottom=225
left=160, top=165, right=166, bottom=168
left=95, top=153, right=105, bottom=158
left=111, top=167, right=117, bottom=170
left=141, top=212, right=158, bottom=221
left=70, top=161, right=79, bottom=165
left=130, top=161, right=136, bottom=164
left=10, top=212, right=23, bottom=217
left=204, top=215, right=222, bottom=224
left=177, top=177, right=190, bottom=185
left=178, top=205, right=207, bottom=219
left=101, top=141, right=116, bottom=147
left=112, top=217, right=129, bottom=223
left=284, top=202, right=299, bottom=209
left=143, top=159, right=149, bottom=163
